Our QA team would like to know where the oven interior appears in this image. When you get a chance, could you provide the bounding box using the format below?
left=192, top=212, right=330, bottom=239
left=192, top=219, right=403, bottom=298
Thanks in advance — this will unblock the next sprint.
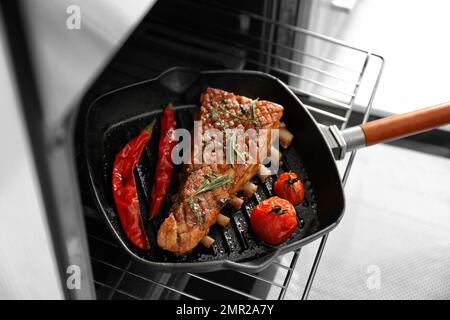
left=74, top=0, right=383, bottom=299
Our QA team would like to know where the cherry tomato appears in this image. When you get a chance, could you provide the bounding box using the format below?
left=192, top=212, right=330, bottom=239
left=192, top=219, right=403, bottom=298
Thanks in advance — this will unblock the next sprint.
left=273, top=172, right=304, bottom=205
left=250, top=196, right=298, bottom=245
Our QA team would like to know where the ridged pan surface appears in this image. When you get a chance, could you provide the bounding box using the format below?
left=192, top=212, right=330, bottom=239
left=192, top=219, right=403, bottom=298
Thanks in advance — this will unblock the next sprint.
left=85, top=67, right=345, bottom=273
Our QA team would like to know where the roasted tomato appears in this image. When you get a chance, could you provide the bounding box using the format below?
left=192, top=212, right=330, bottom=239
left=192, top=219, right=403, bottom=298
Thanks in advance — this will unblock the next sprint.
left=250, top=196, right=298, bottom=245
left=273, top=172, right=304, bottom=205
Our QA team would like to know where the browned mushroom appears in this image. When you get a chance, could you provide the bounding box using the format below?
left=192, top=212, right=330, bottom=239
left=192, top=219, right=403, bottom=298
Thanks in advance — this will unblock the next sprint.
left=243, top=181, right=258, bottom=197
left=229, top=195, right=244, bottom=209
left=279, top=128, right=294, bottom=149
left=201, top=235, right=215, bottom=248
left=217, top=213, right=231, bottom=227
left=257, top=164, right=272, bottom=182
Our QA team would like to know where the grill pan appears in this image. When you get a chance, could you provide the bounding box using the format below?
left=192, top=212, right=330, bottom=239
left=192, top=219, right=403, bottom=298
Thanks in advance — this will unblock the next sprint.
left=85, top=67, right=450, bottom=273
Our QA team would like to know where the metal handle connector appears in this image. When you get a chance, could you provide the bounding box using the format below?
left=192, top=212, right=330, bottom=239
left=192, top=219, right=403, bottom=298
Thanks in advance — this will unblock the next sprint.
left=320, top=125, right=366, bottom=160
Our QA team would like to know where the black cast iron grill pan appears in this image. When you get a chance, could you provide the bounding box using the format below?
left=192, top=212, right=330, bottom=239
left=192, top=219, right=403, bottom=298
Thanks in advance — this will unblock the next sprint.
left=84, top=67, right=450, bottom=273
left=85, top=67, right=343, bottom=273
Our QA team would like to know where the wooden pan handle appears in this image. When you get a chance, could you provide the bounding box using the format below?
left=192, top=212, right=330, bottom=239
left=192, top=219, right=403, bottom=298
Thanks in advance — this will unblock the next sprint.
left=360, top=102, right=450, bottom=145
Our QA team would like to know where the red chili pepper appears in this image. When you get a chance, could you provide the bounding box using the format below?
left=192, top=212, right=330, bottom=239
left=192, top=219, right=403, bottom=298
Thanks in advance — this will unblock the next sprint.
left=148, top=104, right=177, bottom=219
left=112, top=119, right=156, bottom=250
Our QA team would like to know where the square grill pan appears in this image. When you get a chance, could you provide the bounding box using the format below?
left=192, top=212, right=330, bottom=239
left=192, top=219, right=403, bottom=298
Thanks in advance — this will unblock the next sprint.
left=84, top=67, right=345, bottom=273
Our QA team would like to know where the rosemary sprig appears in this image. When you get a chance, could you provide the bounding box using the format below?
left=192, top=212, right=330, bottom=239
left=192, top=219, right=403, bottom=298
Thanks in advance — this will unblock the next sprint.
left=218, top=104, right=249, bottom=121
left=218, top=98, right=260, bottom=127
left=249, top=98, right=261, bottom=127
left=212, top=108, right=226, bottom=130
left=188, top=174, right=234, bottom=223
left=193, top=174, right=234, bottom=196
left=227, top=131, right=245, bottom=166
left=188, top=197, right=203, bottom=224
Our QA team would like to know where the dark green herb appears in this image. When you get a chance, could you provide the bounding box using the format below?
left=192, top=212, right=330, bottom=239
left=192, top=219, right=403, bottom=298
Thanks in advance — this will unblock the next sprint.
left=188, top=197, right=203, bottom=224
left=194, top=174, right=234, bottom=195
left=212, top=108, right=226, bottom=130
left=227, top=131, right=245, bottom=166
left=218, top=98, right=260, bottom=127
left=218, top=105, right=249, bottom=121
left=188, top=174, right=234, bottom=223
left=249, top=98, right=261, bottom=127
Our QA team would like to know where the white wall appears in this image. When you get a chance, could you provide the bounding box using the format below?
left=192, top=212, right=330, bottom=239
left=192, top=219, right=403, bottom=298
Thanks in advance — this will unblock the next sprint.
left=311, top=0, right=450, bottom=119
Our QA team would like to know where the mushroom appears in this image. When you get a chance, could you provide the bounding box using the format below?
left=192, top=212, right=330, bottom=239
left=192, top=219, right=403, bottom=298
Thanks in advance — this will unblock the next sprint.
left=229, top=195, right=244, bottom=209
left=279, top=128, right=294, bottom=149
left=243, top=181, right=258, bottom=197
left=217, top=213, right=230, bottom=227
left=270, top=146, right=281, bottom=165
left=257, top=164, right=272, bottom=182
left=201, top=235, right=215, bottom=248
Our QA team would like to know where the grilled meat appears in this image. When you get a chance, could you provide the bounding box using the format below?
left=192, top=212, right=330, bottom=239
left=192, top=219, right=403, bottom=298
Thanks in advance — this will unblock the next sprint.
left=157, top=88, right=284, bottom=255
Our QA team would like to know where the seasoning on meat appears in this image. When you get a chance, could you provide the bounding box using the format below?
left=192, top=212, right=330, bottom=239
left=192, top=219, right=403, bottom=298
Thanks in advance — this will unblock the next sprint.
left=157, top=88, right=284, bottom=255
left=187, top=174, right=234, bottom=223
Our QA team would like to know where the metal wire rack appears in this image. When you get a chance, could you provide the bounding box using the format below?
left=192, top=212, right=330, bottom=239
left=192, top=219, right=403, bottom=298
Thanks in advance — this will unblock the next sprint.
left=80, top=0, right=384, bottom=300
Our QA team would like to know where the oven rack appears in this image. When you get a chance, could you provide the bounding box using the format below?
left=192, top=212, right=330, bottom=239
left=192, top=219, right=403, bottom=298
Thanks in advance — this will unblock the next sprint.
left=81, top=0, right=384, bottom=300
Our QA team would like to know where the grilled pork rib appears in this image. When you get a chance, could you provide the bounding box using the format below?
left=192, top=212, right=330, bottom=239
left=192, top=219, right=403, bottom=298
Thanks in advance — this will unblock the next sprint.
left=157, top=88, right=284, bottom=255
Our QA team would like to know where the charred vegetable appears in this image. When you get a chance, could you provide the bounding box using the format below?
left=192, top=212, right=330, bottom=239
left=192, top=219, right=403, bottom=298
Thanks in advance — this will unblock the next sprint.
left=274, top=172, right=304, bottom=205
left=112, top=119, right=156, bottom=250
left=148, top=104, right=177, bottom=220
left=250, top=196, right=298, bottom=245
left=279, top=128, right=294, bottom=149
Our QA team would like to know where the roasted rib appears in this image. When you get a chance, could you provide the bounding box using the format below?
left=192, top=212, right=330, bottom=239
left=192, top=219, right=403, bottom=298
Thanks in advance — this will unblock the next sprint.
left=157, top=88, right=284, bottom=255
